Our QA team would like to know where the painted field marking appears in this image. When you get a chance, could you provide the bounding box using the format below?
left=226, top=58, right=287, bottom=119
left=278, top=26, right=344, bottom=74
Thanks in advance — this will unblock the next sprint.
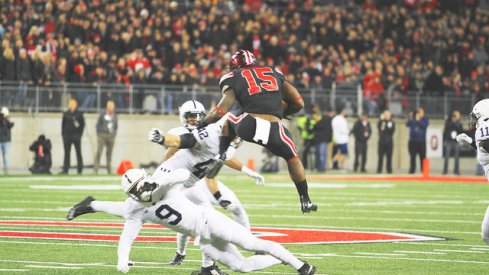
left=0, top=259, right=318, bottom=275
left=433, top=249, right=485, bottom=254
left=0, top=260, right=106, bottom=266
left=354, top=252, right=406, bottom=256
left=0, top=269, right=29, bottom=272
left=326, top=254, right=489, bottom=264
left=394, top=242, right=489, bottom=248
left=248, top=214, right=480, bottom=224
left=25, top=265, right=82, bottom=269
left=471, top=247, right=489, bottom=251
left=267, top=183, right=395, bottom=189
left=0, top=221, right=444, bottom=244
left=30, top=185, right=121, bottom=191
left=0, top=208, right=68, bottom=212
left=393, top=250, right=446, bottom=255
left=0, top=240, right=201, bottom=252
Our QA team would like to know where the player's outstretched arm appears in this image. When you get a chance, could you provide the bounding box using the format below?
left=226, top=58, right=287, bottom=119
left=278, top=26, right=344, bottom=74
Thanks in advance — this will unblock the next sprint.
left=117, top=219, right=143, bottom=273
left=225, top=158, right=265, bottom=186
left=282, top=81, right=304, bottom=118
left=148, top=128, right=197, bottom=149
left=205, top=89, right=236, bottom=125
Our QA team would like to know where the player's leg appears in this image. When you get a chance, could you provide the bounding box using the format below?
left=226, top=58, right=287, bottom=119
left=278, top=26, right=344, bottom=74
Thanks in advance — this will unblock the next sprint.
left=209, top=181, right=250, bottom=229
left=168, top=233, right=189, bottom=265
left=207, top=210, right=315, bottom=273
left=201, top=240, right=281, bottom=272
left=482, top=206, right=489, bottom=245
left=269, top=122, right=317, bottom=213
left=169, top=183, right=213, bottom=265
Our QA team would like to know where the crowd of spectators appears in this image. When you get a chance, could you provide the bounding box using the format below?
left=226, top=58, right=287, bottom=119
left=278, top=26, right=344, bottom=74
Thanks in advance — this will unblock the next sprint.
left=0, top=0, right=488, bottom=110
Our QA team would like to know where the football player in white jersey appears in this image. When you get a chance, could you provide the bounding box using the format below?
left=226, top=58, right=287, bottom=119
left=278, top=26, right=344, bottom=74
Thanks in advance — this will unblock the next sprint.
left=456, top=99, right=489, bottom=245
left=115, top=168, right=316, bottom=274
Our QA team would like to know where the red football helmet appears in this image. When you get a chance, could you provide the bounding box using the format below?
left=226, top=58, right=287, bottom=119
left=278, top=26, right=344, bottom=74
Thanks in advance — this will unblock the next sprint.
left=229, top=49, right=256, bottom=70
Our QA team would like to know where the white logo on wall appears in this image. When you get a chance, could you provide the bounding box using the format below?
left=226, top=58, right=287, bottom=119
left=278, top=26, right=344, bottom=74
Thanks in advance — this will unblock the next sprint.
left=426, top=127, right=442, bottom=158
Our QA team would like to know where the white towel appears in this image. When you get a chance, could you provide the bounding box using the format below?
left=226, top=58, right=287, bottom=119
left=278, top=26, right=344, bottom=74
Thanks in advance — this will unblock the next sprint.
left=253, top=117, right=271, bottom=145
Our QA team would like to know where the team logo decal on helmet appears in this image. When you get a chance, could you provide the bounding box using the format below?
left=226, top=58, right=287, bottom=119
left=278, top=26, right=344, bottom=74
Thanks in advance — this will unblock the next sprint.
left=229, top=49, right=256, bottom=70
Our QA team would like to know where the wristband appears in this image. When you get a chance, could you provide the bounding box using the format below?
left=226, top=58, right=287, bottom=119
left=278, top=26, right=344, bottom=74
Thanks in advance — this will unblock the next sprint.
left=216, top=106, right=225, bottom=116
left=159, top=135, right=165, bottom=145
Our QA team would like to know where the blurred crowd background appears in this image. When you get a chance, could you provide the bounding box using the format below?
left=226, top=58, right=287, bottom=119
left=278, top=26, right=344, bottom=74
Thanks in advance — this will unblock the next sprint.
left=0, top=0, right=487, bottom=114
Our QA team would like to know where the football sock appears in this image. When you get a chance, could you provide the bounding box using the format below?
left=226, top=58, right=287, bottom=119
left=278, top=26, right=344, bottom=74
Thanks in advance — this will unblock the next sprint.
left=294, top=180, right=310, bottom=201
left=238, top=255, right=282, bottom=272
left=481, top=206, right=489, bottom=245
left=91, top=201, right=125, bottom=217
left=176, top=233, right=189, bottom=255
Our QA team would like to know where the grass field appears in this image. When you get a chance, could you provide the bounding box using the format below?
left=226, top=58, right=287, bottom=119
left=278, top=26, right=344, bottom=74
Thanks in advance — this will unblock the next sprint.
left=1, top=172, right=489, bottom=274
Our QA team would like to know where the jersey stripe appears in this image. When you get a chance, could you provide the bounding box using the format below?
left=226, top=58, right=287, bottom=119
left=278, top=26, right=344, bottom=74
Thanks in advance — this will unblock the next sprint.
left=279, top=123, right=298, bottom=156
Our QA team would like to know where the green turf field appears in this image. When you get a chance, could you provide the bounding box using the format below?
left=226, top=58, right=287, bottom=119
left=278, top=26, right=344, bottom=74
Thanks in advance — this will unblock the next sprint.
left=1, top=173, right=489, bottom=274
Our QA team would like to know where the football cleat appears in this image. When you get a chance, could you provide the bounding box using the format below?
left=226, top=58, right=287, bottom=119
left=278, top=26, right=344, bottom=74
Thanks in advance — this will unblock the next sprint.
left=168, top=252, right=185, bottom=265
left=297, top=262, right=316, bottom=275
left=66, top=196, right=95, bottom=220
left=191, top=264, right=229, bottom=275
left=300, top=196, right=318, bottom=214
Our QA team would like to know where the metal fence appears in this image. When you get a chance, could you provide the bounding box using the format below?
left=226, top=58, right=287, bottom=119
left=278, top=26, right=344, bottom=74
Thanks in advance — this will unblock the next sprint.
left=0, top=81, right=476, bottom=119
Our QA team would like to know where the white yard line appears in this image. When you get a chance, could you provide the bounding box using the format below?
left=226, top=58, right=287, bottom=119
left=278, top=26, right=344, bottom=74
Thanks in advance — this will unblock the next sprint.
left=327, top=254, right=489, bottom=264
left=354, top=252, right=407, bottom=256
left=25, top=265, right=82, bottom=269
left=393, top=250, right=446, bottom=255
left=395, top=242, right=489, bottom=248
left=0, top=269, right=29, bottom=272
left=0, top=260, right=105, bottom=266
left=433, top=249, right=485, bottom=254
left=0, top=240, right=200, bottom=251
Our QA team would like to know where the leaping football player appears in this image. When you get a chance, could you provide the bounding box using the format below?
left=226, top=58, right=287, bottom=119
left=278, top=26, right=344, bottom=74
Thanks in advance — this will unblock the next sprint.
left=204, top=49, right=317, bottom=214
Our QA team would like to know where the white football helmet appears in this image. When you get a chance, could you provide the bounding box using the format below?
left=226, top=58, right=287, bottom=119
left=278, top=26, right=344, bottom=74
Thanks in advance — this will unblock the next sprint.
left=121, top=168, right=147, bottom=201
left=469, top=99, right=489, bottom=131
left=179, top=100, right=206, bottom=130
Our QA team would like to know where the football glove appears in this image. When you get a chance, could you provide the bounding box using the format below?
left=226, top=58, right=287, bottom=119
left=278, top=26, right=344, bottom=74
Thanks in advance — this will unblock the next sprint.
left=148, top=128, right=163, bottom=144
left=117, top=260, right=130, bottom=273
left=241, top=166, right=265, bottom=186
left=204, top=156, right=225, bottom=178
left=218, top=198, right=236, bottom=211
left=456, top=133, right=473, bottom=145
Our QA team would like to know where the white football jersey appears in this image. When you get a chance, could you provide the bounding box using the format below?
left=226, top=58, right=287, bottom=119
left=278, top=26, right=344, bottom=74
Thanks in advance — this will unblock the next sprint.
left=475, top=120, right=489, bottom=179
left=153, top=123, right=221, bottom=186
left=122, top=188, right=209, bottom=239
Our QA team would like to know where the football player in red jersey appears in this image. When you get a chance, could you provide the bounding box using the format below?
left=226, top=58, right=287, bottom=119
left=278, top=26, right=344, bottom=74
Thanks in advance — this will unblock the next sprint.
left=204, top=49, right=317, bottom=213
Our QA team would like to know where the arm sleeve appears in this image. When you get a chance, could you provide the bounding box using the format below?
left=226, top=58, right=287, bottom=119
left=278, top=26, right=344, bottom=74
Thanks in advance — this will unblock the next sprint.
left=480, top=139, right=489, bottom=153
left=117, top=219, right=143, bottom=265
left=219, top=72, right=235, bottom=94
left=178, top=133, right=198, bottom=149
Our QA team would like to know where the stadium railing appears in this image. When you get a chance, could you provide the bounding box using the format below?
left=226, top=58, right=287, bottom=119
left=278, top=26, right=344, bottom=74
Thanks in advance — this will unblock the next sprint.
left=0, top=81, right=475, bottom=119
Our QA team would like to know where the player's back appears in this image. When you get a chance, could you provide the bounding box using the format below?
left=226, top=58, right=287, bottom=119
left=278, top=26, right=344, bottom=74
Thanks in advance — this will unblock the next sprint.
left=124, top=188, right=206, bottom=238
left=219, top=66, right=286, bottom=118
left=476, top=120, right=489, bottom=168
